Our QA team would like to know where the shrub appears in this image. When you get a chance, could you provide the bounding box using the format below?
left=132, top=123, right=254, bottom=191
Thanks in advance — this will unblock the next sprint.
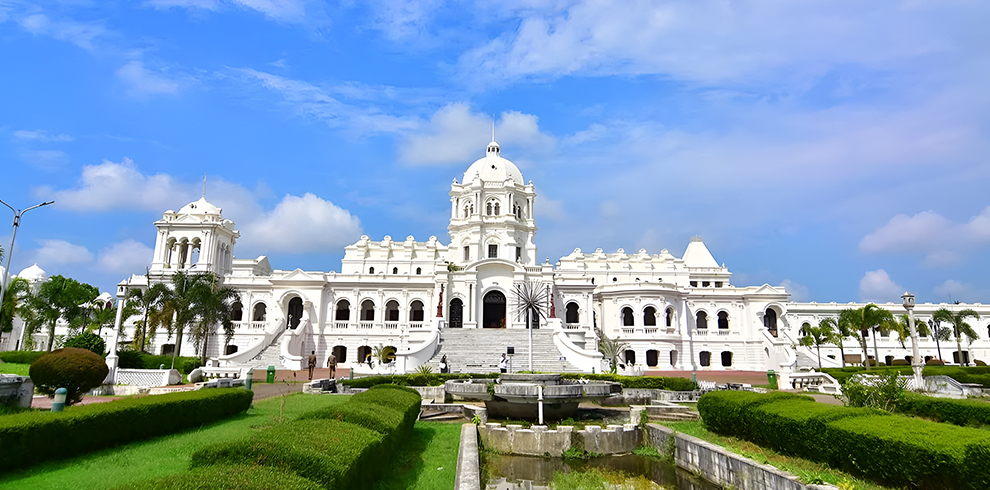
left=927, top=359, right=945, bottom=366
left=0, top=351, right=46, bottom=364
left=697, top=391, right=812, bottom=439
left=898, top=392, right=990, bottom=427
left=191, top=419, right=385, bottom=490
left=115, top=348, right=144, bottom=369
left=340, top=372, right=496, bottom=388
left=560, top=372, right=698, bottom=391
left=0, top=388, right=252, bottom=473
left=138, top=354, right=202, bottom=374
left=891, top=359, right=910, bottom=366
left=351, top=384, right=422, bottom=439
left=923, top=365, right=990, bottom=388
left=976, top=360, right=987, bottom=366
left=29, top=347, right=109, bottom=405
left=113, top=464, right=322, bottom=490
left=297, top=400, right=406, bottom=454
left=62, top=332, right=106, bottom=356
left=842, top=371, right=907, bottom=411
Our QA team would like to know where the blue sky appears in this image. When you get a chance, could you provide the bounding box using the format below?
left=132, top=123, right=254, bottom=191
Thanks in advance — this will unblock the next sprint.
left=1, top=0, right=988, bottom=305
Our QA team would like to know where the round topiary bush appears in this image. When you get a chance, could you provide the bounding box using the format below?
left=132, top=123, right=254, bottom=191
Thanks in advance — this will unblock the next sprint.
left=926, top=359, right=945, bottom=366
left=30, top=347, right=109, bottom=405
left=63, top=332, right=106, bottom=356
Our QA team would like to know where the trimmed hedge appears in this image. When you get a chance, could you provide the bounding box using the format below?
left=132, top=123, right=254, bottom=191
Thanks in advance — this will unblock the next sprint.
left=697, top=390, right=990, bottom=489
left=191, top=419, right=385, bottom=490
left=0, top=350, right=47, bottom=364
left=560, top=372, right=698, bottom=391
left=820, top=365, right=914, bottom=385
left=899, top=391, right=990, bottom=427
left=821, top=365, right=990, bottom=388
left=0, top=387, right=252, bottom=473
left=29, top=347, right=109, bottom=405
left=170, top=383, right=424, bottom=490
left=340, top=372, right=497, bottom=388
left=116, top=351, right=203, bottom=374
left=114, top=465, right=322, bottom=490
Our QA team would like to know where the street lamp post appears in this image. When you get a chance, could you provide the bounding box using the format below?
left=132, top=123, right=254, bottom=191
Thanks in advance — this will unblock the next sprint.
left=0, top=199, right=54, bottom=344
left=902, top=292, right=923, bottom=389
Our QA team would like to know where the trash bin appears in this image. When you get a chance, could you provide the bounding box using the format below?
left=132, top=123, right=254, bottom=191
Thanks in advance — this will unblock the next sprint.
left=767, top=370, right=777, bottom=390
left=267, top=365, right=276, bottom=383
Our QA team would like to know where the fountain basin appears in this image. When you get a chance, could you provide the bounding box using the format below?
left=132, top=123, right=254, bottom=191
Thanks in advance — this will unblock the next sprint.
left=444, top=373, right=621, bottom=420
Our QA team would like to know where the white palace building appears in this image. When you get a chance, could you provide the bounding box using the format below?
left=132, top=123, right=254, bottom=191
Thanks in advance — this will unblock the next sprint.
left=6, top=140, right=990, bottom=378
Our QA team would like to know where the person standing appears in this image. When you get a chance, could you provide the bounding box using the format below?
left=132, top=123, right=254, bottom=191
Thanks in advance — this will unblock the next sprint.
left=499, top=353, right=508, bottom=373
left=307, top=350, right=317, bottom=380
left=327, top=352, right=337, bottom=379
left=439, top=355, right=448, bottom=374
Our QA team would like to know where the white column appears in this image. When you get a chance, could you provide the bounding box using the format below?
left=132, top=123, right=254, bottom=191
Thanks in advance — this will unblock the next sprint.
left=106, top=292, right=126, bottom=384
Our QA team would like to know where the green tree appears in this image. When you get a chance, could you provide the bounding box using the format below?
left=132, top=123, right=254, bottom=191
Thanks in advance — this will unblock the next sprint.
left=31, top=275, right=99, bottom=351
left=841, top=304, right=895, bottom=371
left=799, top=321, right=835, bottom=369
left=155, top=271, right=210, bottom=365
left=596, top=327, right=629, bottom=374
left=125, top=282, right=169, bottom=352
left=933, top=307, right=980, bottom=366
left=1, top=277, right=30, bottom=333
left=819, top=313, right=856, bottom=367
left=155, top=271, right=240, bottom=366
left=189, top=273, right=240, bottom=364
left=927, top=315, right=952, bottom=362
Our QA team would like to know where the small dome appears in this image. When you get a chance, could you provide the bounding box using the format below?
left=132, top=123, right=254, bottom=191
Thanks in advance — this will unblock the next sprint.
left=17, top=263, right=47, bottom=283
left=462, top=140, right=524, bottom=185
left=178, top=197, right=222, bottom=216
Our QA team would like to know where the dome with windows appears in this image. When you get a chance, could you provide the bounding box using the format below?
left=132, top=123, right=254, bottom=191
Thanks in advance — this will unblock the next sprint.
left=178, top=197, right=222, bottom=216
left=462, top=140, right=525, bottom=185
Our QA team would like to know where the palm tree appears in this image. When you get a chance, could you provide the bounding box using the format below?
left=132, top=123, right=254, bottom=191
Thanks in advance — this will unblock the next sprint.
left=799, top=321, right=835, bottom=369
left=819, top=314, right=856, bottom=367
left=927, top=316, right=951, bottom=362
left=156, top=271, right=211, bottom=366
left=511, top=281, right=549, bottom=371
left=842, top=304, right=895, bottom=371
left=189, top=274, right=240, bottom=364
left=32, top=275, right=99, bottom=351
left=1, top=277, right=30, bottom=335
left=933, top=307, right=980, bottom=366
left=595, top=327, right=629, bottom=374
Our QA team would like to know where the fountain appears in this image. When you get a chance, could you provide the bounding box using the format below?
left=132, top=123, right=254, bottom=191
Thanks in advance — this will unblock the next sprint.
left=445, top=373, right=621, bottom=421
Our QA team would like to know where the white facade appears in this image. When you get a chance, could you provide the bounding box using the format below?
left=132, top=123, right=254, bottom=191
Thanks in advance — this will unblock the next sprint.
left=7, top=140, right=990, bottom=376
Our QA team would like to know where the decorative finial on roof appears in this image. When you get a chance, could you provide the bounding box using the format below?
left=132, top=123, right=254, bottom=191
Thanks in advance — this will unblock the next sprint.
left=203, top=172, right=207, bottom=199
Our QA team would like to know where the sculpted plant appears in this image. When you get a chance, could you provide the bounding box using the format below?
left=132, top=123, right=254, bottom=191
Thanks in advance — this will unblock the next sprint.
left=30, top=347, right=109, bottom=405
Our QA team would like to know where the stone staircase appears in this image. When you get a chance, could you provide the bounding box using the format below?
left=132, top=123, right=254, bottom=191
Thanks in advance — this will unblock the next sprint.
left=424, top=328, right=584, bottom=374
left=246, top=330, right=288, bottom=370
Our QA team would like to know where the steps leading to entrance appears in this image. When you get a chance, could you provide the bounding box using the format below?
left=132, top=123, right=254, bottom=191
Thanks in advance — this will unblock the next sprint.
left=425, top=328, right=585, bottom=373
left=245, top=329, right=288, bottom=370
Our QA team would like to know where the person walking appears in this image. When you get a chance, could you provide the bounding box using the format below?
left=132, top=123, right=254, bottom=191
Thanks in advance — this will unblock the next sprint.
left=307, top=350, right=317, bottom=380
left=327, top=352, right=337, bottom=379
left=499, top=353, right=508, bottom=373
left=439, top=355, right=448, bottom=374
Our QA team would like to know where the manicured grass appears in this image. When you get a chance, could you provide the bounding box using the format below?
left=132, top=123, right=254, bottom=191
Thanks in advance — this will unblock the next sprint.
left=0, top=392, right=352, bottom=490
left=375, top=421, right=463, bottom=490
left=0, top=363, right=30, bottom=376
left=661, top=421, right=892, bottom=490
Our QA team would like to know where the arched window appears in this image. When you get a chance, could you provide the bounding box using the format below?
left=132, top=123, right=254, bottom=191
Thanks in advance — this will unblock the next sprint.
left=696, top=311, right=708, bottom=329
left=252, top=303, right=267, bottom=321
left=621, top=307, right=634, bottom=326
left=643, top=306, right=657, bottom=326
left=361, top=300, right=375, bottom=321
left=392, top=267, right=398, bottom=275
left=646, top=349, right=659, bottom=367
left=416, top=267, right=422, bottom=275
left=385, top=300, right=400, bottom=322
left=665, top=307, right=674, bottom=327
left=624, top=349, right=636, bottom=365
left=670, top=350, right=678, bottom=367
left=368, top=267, right=375, bottom=274
left=225, top=345, right=238, bottom=355
left=287, top=297, right=303, bottom=329
left=357, top=345, right=372, bottom=364
left=409, top=300, right=425, bottom=322
left=231, top=302, right=243, bottom=322
left=449, top=298, right=464, bottom=328
left=332, top=345, right=347, bottom=363
left=721, top=351, right=733, bottom=367
left=700, top=351, right=711, bottom=367
left=764, top=308, right=778, bottom=337
left=494, top=202, right=500, bottom=215
left=718, top=311, right=729, bottom=329
left=565, top=303, right=579, bottom=324
left=335, top=300, right=351, bottom=321
left=464, top=206, right=470, bottom=217
left=486, top=201, right=492, bottom=215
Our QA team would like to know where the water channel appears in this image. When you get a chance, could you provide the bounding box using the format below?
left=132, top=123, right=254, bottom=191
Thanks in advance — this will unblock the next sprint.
left=482, top=453, right=725, bottom=490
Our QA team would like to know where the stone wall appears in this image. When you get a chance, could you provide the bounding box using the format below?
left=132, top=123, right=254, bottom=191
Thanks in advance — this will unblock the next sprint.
left=0, top=375, right=33, bottom=408
left=644, top=424, right=837, bottom=490
left=478, top=422, right=641, bottom=457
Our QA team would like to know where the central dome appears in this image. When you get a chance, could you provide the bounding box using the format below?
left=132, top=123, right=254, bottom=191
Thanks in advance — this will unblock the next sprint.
left=462, top=140, right=524, bottom=185
left=178, top=197, right=222, bottom=216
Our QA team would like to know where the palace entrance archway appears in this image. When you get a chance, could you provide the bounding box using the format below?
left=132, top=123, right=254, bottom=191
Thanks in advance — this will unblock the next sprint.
left=483, top=290, right=506, bottom=328
left=449, top=298, right=463, bottom=328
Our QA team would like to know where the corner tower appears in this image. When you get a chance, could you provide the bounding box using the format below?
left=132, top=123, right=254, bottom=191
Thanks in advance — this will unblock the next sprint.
left=150, top=197, right=239, bottom=276
left=448, top=140, right=538, bottom=266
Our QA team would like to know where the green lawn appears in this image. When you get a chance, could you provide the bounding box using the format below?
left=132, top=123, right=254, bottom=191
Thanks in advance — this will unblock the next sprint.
left=0, top=363, right=30, bottom=376
left=375, top=421, right=463, bottom=490
left=0, top=392, right=352, bottom=490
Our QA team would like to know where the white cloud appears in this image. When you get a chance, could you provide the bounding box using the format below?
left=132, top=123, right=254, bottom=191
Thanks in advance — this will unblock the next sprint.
left=117, top=60, right=181, bottom=96
left=459, top=1, right=981, bottom=86
left=22, top=149, right=69, bottom=169
left=401, top=103, right=555, bottom=165
left=368, top=0, right=443, bottom=41
left=859, top=269, right=903, bottom=303
left=239, top=193, right=362, bottom=254
left=860, top=207, right=990, bottom=266
left=13, top=130, right=73, bottom=142
left=146, top=0, right=316, bottom=24
left=95, top=239, right=154, bottom=275
left=17, top=13, right=107, bottom=51
left=35, top=158, right=195, bottom=212
left=780, top=279, right=810, bottom=302
left=33, top=239, right=93, bottom=266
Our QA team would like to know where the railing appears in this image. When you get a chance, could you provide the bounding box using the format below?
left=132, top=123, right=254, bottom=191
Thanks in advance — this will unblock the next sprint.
left=384, top=322, right=399, bottom=330
left=408, top=322, right=424, bottom=329
left=564, top=323, right=581, bottom=330
left=621, top=328, right=634, bottom=335
left=526, top=266, right=543, bottom=273
left=334, top=322, right=349, bottom=329
left=234, top=321, right=266, bottom=330
left=644, top=328, right=658, bottom=334
left=694, top=329, right=709, bottom=336
left=716, top=329, right=730, bottom=336
left=359, top=322, right=374, bottom=329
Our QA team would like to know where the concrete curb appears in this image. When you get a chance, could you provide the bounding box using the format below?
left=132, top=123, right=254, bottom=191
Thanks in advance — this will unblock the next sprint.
left=454, top=423, right=481, bottom=490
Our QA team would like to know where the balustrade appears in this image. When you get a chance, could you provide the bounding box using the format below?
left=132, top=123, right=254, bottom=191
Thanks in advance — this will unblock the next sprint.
left=334, top=322, right=349, bottom=329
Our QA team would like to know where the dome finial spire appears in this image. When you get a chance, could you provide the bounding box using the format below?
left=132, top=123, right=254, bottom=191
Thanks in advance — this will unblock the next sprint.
left=492, top=115, right=495, bottom=143
left=203, top=172, right=208, bottom=199
left=487, top=116, right=500, bottom=156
